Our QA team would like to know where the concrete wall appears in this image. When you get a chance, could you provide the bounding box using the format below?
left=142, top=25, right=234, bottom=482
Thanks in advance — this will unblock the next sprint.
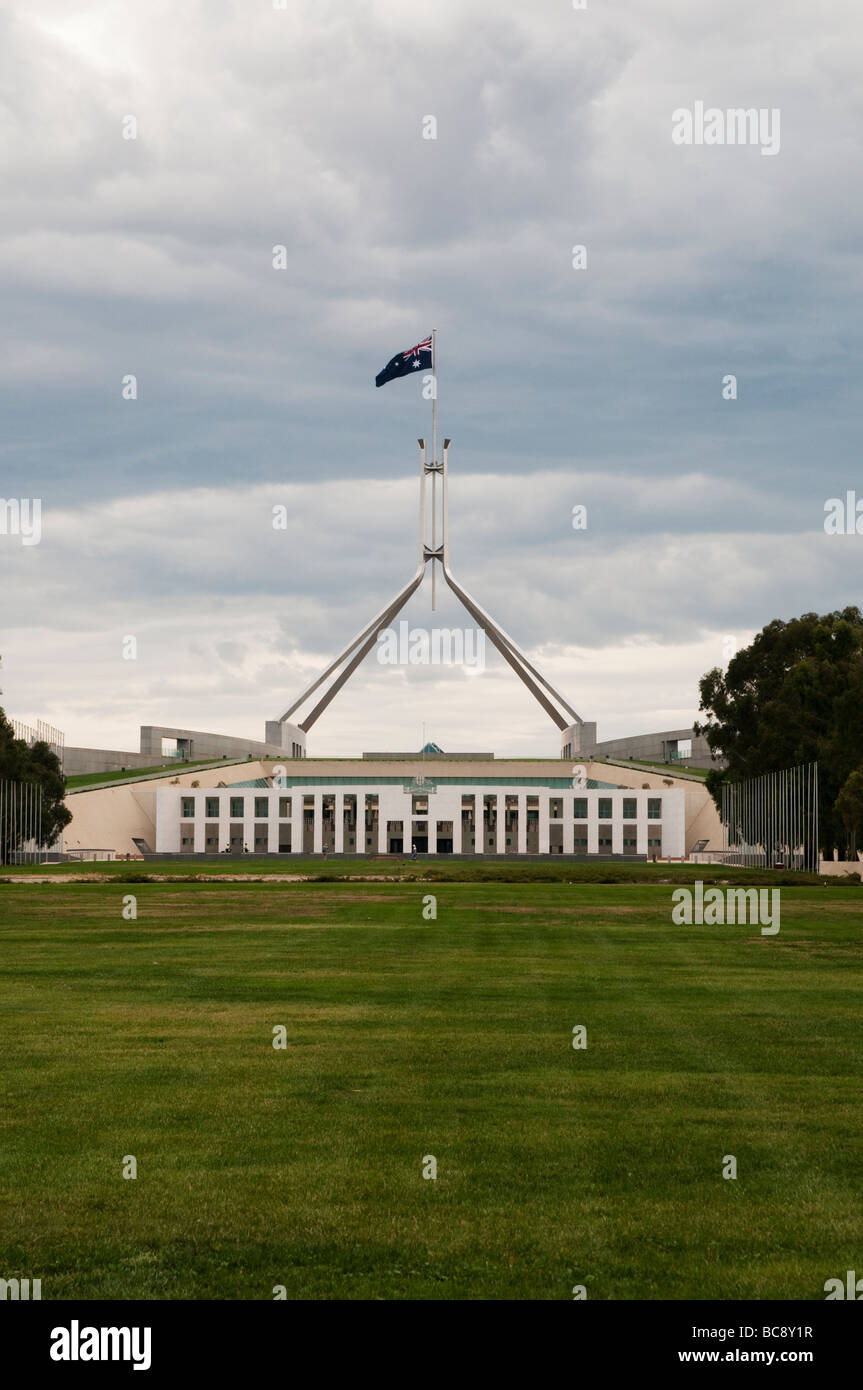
left=588, top=727, right=721, bottom=772
left=139, top=725, right=290, bottom=763
left=64, top=761, right=269, bottom=856
left=156, top=783, right=687, bottom=858
left=63, top=756, right=720, bottom=857
left=583, top=761, right=723, bottom=853
left=362, top=751, right=495, bottom=760
left=818, top=856, right=862, bottom=877
left=263, top=721, right=307, bottom=757
left=63, top=746, right=175, bottom=777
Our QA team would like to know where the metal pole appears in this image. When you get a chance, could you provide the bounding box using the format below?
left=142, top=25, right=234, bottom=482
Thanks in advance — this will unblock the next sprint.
left=442, top=438, right=449, bottom=569
left=418, top=439, right=427, bottom=565
left=431, top=327, right=437, bottom=611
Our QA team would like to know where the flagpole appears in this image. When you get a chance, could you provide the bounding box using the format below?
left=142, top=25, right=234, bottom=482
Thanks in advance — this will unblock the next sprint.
left=431, top=328, right=437, bottom=611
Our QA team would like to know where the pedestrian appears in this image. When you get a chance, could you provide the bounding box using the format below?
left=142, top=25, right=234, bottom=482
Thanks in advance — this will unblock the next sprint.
left=411, top=842, right=417, bottom=860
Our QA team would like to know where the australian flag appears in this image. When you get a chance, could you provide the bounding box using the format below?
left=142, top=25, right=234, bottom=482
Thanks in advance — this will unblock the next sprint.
left=375, top=335, right=433, bottom=388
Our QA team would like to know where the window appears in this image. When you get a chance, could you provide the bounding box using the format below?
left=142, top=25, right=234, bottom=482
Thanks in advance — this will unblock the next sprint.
left=205, top=797, right=219, bottom=818
left=230, top=797, right=244, bottom=818
left=647, top=798, right=661, bottom=820
left=598, top=798, right=612, bottom=819
left=279, top=797, right=291, bottom=818
left=254, top=797, right=269, bottom=818
left=573, top=798, right=587, bottom=819
left=181, top=797, right=195, bottom=818
left=623, top=798, right=637, bottom=820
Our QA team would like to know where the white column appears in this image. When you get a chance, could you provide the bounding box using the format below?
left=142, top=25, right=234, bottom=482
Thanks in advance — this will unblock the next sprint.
left=452, top=794, right=463, bottom=854
left=157, top=788, right=182, bottom=853
left=665, top=791, right=685, bottom=858
left=587, top=795, right=599, bottom=855
left=313, top=792, right=323, bottom=854
left=611, top=794, right=624, bottom=854
left=291, top=793, right=304, bottom=855
left=267, top=791, right=279, bottom=854
left=539, top=792, right=550, bottom=854
left=426, top=791, right=437, bottom=853
left=377, top=794, right=387, bottom=854
left=193, top=796, right=205, bottom=853
left=517, top=793, right=527, bottom=855
left=563, top=791, right=574, bottom=855
left=397, top=790, right=408, bottom=854
left=473, top=795, right=482, bottom=853
left=335, top=791, right=345, bottom=854
left=496, top=793, right=506, bottom=854
left=636, top=792, right=648, bottom=856
left=218, top=797, right=230, bottom=854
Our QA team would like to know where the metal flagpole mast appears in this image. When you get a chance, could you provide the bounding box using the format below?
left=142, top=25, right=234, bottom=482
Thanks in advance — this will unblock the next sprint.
left=431, top=327, right=437, bottom=611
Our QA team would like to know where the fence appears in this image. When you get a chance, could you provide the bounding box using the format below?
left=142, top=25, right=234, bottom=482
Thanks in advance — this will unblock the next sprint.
left=0, top=779, right=52, bottom=865
left=10, top=718, right=65, bottom=768
left=721, top=762, right=819, bottom=871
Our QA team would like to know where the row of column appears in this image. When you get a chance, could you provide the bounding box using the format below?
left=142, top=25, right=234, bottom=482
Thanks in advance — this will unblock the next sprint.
left=187, top=791, right=662, bottom=855
left=305, top=792, right=557, bottom=855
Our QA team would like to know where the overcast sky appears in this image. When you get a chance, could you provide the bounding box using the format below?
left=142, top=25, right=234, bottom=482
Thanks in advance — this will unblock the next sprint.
left=1, top=0, right=861, bottom=757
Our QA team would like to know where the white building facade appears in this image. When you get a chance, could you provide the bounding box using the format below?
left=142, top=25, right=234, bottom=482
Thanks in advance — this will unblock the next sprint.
left=156, top=778, right=686, bottom=858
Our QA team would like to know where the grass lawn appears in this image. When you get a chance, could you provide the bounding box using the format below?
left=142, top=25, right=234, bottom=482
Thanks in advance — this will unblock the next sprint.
left=0, top=856, right=849, bottom=886
left=64, top=758, right=251, bottom=790
left=596, top=757, right=710, bottom=780
left=0, top=880, right=860, bottom=1300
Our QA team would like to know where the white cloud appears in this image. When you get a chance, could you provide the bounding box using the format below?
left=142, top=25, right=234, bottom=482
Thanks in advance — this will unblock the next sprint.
left=2, top=1, right=861, bottom=752
left=0, top=475, right=851, bottom=755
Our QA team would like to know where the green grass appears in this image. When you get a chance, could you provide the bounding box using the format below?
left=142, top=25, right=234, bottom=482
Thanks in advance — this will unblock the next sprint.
left=64, top=757, right=252, bottom=791
left=2, top=855, right=855, bottom=886
left=0, top=880, right=861, bottom=1300
left=595, top=757, right=711, bottom=780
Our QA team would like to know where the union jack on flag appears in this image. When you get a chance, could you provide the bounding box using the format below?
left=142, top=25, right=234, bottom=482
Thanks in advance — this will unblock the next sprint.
left=375, top=335, right=433, bottom=388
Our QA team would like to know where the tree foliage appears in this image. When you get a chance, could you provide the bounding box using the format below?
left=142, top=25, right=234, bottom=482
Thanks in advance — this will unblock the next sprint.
left=695, top=607, right=863, bottom=855
left=0, top=704, right=71, bottom=856
left=835, top=766, right=863, bottom=858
